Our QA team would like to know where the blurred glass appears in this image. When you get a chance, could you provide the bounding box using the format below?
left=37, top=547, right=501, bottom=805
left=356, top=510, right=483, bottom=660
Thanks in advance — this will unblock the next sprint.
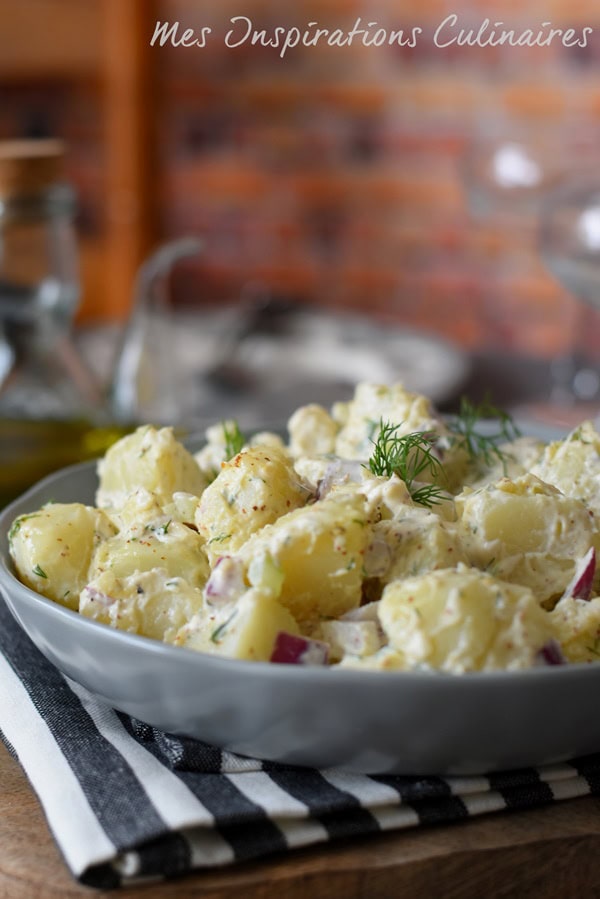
left=0, top=139, right=102, bottom=419
left=461, top=125, right=600, bottom=418
left=0, top=139, right=124, bottom=507
left=109, top=238, right=470, bottom=434
left=110, top=236, right=203, bottom=425
left=462, top=133, right=562, bottom=223
left=539, top=178, right=600, bottom=420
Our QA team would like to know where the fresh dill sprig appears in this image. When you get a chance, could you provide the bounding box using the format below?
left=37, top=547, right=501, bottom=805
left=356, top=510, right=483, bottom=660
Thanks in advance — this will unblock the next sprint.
left=368, top=421, right=446, bottom=508
left=448, top=396, right=521, bottom=470
left=222, top=420, right=245, bottom=460
left=410, top=482, right=447, bottom=507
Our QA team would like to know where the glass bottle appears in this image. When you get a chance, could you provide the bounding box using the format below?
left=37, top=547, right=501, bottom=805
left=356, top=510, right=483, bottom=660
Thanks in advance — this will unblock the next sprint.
left=0, top=139, right=125, bottom=505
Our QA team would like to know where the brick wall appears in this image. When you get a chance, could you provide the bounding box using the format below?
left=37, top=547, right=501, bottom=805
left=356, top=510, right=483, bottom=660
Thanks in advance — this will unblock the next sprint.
left=156, top=0, right=600, bottom=360
left=2, top=0, right=599, bottom=360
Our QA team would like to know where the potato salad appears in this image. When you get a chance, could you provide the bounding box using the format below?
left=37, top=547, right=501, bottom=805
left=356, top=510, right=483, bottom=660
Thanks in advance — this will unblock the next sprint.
left=9, top=382, right=600, bottom=674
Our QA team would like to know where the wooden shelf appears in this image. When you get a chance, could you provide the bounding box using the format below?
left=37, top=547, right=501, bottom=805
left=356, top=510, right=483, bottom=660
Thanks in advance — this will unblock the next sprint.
left=0, top=0, right=157, bottom=322
left=0, top=0, right=102, bottom=79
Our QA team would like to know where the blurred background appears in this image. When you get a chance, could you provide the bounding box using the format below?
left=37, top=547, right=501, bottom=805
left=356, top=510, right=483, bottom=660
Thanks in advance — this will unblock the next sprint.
left=1, top=0, right=600, bottom=435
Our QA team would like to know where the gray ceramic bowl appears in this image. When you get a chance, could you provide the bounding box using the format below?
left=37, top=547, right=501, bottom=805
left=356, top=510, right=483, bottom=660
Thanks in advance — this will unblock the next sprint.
left=1, top=460, right=600, bottom=774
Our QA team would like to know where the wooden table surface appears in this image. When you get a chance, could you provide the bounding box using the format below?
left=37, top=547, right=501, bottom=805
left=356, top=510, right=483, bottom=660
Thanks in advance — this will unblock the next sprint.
left=4, top=746, right=600, bottom=897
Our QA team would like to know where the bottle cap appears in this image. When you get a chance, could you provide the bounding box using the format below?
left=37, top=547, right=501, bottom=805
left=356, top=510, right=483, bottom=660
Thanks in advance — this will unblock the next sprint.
left=0, top=139, right=65, bottom=199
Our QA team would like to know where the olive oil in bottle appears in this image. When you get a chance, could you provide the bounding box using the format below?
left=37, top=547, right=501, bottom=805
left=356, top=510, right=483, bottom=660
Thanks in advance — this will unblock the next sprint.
left=0, top=418, right=133, bottom=508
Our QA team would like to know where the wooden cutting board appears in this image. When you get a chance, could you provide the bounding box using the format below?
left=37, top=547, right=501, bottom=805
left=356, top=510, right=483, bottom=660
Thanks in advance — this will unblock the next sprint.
left=3, top=744, right=600, bottom=898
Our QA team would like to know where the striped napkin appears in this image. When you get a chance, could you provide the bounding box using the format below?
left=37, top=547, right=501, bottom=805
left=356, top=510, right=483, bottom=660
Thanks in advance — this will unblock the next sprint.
left=1, top=598, right=600, bottom=890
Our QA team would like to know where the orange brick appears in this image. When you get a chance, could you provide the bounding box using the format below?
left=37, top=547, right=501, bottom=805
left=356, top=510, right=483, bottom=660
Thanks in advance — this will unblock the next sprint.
left=236, top=78, right=308, bottom=112
left=386, top=77, right=478, bottom=114
left=376, top=0, right=453, bottom=22
left=545, top=0, right=600, bottom=24
left=312, top=82, right=388, bottom=113
left=164, top=160, right=269, bottom=201
left=502, top=83, right=567, bottom=118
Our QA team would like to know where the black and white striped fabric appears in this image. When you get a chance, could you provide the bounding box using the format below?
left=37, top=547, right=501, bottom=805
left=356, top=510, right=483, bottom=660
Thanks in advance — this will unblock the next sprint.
left=2, top=598, right=600, bottom=891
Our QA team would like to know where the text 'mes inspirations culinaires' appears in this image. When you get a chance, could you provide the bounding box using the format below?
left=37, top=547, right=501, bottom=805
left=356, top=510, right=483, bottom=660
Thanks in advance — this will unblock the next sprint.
left=151, top=15, right=593, bottom=57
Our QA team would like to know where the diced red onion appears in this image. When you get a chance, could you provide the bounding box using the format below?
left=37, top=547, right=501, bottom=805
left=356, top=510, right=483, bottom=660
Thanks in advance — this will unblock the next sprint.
left=81, top=586, right=115, bottom=608
left=270, top=631, right=329, bottom=665
left=537, top=639, right=566, bottom=666
left=317, top=460, right=364, bottom=500
left=362, top=539, right=392, bottom=578
left=562, top=547, right=596, bottom=602
left=205, top=556, right=246, bottom=605
left=320, top=619, right=383, bottom=657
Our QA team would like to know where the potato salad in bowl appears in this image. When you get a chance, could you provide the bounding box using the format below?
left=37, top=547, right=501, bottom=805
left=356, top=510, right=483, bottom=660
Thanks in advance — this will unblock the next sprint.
left=8, top=381, right=600, bottom=675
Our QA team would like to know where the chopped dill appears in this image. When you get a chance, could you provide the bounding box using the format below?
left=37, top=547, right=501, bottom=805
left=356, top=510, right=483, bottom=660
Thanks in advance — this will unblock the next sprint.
left=368, top=421, right=446, bottom=508
left=448, top=396, right=521, bottom=470
left=32, top=564, right=47, bottom=579
left=222, top=420, right=245, bottom=460
left=207, top=533, right=232, bottom=544
left=410, top=482, right=447, bottom=508
left=8, top=513, right=40, bottom=542
left=210, top=609, right=238, bottom=644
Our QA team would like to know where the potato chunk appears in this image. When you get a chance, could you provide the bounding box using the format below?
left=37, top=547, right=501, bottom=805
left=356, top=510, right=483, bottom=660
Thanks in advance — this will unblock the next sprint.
left=456, top=473, right=595, bottom=605
left=379, top=564, right=556, bottom=672
left=549, top=594, right=600, bottom=664
left=9, top=503, right=116, bottom=609
left=332, top=382, right=440, bottom=460
left=368, top=506, right=468, bottom=584
left=331, top=382, right=469, bottom=491
left=173, top=587, right=299, bottom=661
left=196, top=444, right=309, bottom=563
left=96, top=425, right=207, bottom=512
left=89, top=517, right=209, bottom=588
left=80, top=568, right=204, bottom=642
left=235, top=491, right=368, bottom=624
left=107, top=487, right=199, bottom=532
left=287, top=403, right=338, bottom=456
left=531, top=421, right=600, bottom=522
